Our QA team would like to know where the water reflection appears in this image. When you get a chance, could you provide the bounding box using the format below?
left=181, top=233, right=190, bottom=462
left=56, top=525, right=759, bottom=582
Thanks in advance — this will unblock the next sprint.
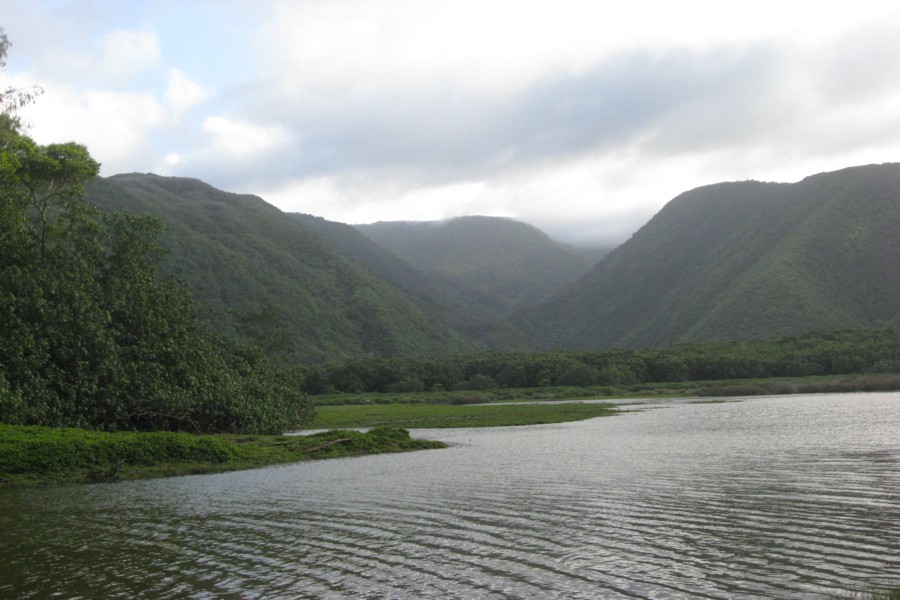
left=1, top=392, right=898, bottom=598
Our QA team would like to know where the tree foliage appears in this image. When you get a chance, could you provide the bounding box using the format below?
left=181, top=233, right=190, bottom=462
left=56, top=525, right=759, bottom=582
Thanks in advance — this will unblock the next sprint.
left=0, top=36, right=312, bottom=433
left=299, top=328, right=900, bottom=395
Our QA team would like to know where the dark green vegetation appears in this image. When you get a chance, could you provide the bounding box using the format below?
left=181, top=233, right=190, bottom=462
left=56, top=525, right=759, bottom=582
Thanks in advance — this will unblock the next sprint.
left=0, top=34, right=312, bottom=434
left=83, top=165, right=900, bottom=362
left=0, top=423, right=444, bottom=485
left=311, top=373, right=900, bottom=407
left=311, top=401, right=616, bottom=429
left=85, top=175, right=477, bottom=362
left=297, top=328, right=899, bottom=395
left=525, top=165, right=900, bottom=349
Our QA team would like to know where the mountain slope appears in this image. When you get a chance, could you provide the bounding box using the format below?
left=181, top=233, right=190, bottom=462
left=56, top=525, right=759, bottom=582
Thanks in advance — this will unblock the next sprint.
left=84, top=174, right=476, bottom=363
left=290, top=214, right=535, bottom=348
left=356, top=216, right=597, bottom=316
left=524, top=163, right=900, bottom=349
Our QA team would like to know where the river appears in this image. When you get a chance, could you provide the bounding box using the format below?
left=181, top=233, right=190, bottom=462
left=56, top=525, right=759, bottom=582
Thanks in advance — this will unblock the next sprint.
left=1, top=392, right=898, bottom=599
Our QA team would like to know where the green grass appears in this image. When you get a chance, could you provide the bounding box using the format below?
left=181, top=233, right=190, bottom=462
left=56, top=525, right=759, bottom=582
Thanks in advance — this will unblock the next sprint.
left=0, top=424, right=445, bottom=486
left=309, top=401, right=617, bottom=429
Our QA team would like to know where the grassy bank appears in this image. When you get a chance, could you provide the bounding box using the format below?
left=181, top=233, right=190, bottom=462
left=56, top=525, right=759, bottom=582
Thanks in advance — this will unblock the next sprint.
left=0, top=424, right=446, bottom=486
left=310, top=401, right=617, bottom=429
left=313, top=373, right=900, bottom=407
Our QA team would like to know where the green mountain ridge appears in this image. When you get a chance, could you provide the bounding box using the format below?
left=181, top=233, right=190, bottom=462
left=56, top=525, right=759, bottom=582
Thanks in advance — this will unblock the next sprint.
left=82, top=164, right=898, bottom=362
left=84, top=174, right=477, bottom=363
left=523, top=163, right=900, bottom=349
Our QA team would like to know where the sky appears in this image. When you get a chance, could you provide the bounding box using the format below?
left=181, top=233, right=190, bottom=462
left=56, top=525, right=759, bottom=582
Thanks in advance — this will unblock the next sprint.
left=3, top=0, right=900, bottom=246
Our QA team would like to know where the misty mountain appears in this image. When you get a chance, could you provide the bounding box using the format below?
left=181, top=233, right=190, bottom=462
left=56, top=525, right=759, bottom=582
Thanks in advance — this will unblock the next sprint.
left=289, top=214, right=534, bottom=347
left=523, top=163, right=900, bottom=349
left=84, top=174, right=477, bottom=363
left=356, top=216, right=598, bottom=316
left=81, top=164, right=898, bottom=363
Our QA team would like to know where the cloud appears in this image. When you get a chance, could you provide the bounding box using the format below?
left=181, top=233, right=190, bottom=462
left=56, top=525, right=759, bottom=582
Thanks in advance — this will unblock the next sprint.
left=164, top=68, right=208, bottom=113
left=156, top=115, right=296, bottom=187
left=243, top=42, right=788, bottom=184
left=100, top=29, right=160, bottom=84
left=202, top=115, right=291, bottom=157
left=7, top=0, right=900, bottom=246
left=21, top=82, right=166, bottom=175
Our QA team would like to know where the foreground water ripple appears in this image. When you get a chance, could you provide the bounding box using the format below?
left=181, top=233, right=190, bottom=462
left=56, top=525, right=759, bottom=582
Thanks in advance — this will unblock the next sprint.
left=1, top=392, right=898, bottom=599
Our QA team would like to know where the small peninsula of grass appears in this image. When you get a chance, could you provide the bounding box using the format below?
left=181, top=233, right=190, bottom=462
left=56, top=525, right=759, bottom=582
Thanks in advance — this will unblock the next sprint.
left=310, top=401, right=617, bottom=429
left=0, top=402, right=618, bottom=486
left=0, top=424, right=446, bottom=486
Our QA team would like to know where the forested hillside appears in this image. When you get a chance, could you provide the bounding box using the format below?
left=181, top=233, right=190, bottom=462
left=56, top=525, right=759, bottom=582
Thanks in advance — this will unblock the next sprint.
left=291, top=214, right=533, bottom=347
left=524, top=164, right=900, bottom=349
left=302, top=328, right=899, bottom=395
left=356, top=216, right=597, bottom=315
left=83, top=163, right=899, bottom=360
left=84, top=175, right=477, bottom=363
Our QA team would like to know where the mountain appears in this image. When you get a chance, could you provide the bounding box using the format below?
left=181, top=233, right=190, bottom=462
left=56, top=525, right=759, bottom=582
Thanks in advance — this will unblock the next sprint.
left=523, top=163, right=900, bottom=349
left=289, top=214, right=537, bottom=348
left=84, top=174, right=477, bottom=363
left=356, top=216, right=598, bottom=316
left=82, top=164, right=898, bottom=362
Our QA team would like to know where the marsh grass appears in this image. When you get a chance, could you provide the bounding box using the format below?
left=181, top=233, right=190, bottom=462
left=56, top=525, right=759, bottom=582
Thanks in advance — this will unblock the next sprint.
left=0, top=424, right=445, bottom=485
left=310, top=401, right=616, bottom=429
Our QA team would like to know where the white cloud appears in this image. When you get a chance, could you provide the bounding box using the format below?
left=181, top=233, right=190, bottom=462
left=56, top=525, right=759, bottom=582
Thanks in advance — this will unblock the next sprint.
left=101, top=29, right=160, bottom=83
left=20, top=81, right=166, bottom=175
left=164, top=68, right=208, bottom=113
left=262, top=0, right=900, bottom=96
left=7, top=0, right=900, bottom=245
left=202, top=115, right=291, bottom=157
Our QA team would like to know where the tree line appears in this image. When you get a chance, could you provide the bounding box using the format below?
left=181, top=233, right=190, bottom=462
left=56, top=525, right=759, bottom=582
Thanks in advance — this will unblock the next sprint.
left=0, top=31, right=313, bottom=433
left=298, top=328, right=899, bottom=395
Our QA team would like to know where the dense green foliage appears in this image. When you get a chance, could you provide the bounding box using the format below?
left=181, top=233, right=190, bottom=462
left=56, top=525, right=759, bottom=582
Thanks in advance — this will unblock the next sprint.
left=298, top=328, right=899, bottom=395
left=84, top=175, right=478, bottom=362
left=525, top=166, right=900, bottom=348
left=0, top=424, right=237, bottom=477
left=0, top=38, right=313, bottom=433
left=0, top=137, right=311, bottom=432
left=0, top=423, right=444, bottom=484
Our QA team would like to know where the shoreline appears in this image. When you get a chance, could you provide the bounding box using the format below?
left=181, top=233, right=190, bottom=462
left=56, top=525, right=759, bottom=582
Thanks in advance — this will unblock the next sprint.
left=0, top=425, right=446, bottom=487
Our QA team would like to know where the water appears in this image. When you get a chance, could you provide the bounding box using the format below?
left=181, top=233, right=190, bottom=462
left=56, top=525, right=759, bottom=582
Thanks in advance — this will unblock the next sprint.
left=1, top=392, right=898, bottom=599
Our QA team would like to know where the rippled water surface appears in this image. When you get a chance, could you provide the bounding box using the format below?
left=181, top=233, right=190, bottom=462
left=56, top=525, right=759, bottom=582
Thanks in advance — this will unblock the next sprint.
left=2, top=392, right=899, bottom=599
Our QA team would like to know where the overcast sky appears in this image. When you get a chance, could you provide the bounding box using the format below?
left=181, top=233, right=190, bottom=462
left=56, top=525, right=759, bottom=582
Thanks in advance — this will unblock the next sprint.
left=3, top=0, right=900, bottom=245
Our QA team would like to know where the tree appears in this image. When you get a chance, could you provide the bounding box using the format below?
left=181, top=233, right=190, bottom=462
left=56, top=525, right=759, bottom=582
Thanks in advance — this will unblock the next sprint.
left=0, top=33, right=313, bottom=433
